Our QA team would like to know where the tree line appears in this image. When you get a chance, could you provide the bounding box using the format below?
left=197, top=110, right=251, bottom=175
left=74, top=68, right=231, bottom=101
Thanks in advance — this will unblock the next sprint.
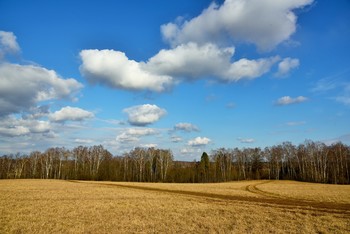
left=0, top=140, right=349, bottom=184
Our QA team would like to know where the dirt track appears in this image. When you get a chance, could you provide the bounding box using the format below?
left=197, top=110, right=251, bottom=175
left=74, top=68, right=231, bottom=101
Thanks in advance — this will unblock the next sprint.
left=68, top=180, right=350, bottom=216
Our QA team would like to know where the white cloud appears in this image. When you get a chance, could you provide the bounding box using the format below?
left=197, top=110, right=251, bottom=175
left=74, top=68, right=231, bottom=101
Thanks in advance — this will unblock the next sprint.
left=0, top=116, right=52, bottom=137
left=146, top=42, right=279, bottom=82
left=226, top=56, right=280, bottom=81
left=0, top=63, right=83, bottom=116
left=0, top=125, right=30, bottom=137
left=116, top=128, right=157, bottom=143
left=188, top=137, right=211, bottom=147
left=276, top=96, right=308, bottom=106
left=74, top=138, right=94, bottom=144
left=276, top=57, right=299, bottom=77
left=27, top=120, right=51, bottom=133
left=79, top=0, right=312, bottom=93
left=286, top=121, right=306, bottom=126
left=334, top=83, right=350, bottom=106
left=146, top=42, right=234, bottom=79
left=174, top=122, right=199, bottom=132
left=123, top=104, right=167, bottom=126
left=311, top=71, right=348, bottom=93
left=180, top=147, right=202, bottom=156
left=79, top=49, right=174, bottom=92
left=161, top=0, right=313, bottom=51
left=323, top=133, right=350, bottom=146
left=171, top=136, right=183, bottom=143
left=334, top=96, right=350, bottom=106
left=80, top=43, right=279, bottom=92
left=180, top=148, right=195, bottom=154
left=0, top=31, right=20, bottom=57
left=49, top=106, right=94, bottom=122
left=140, top=143, right=158, bottom=148
left=310, top=71, right=350, bottom=106
left=226, top=102, right=236, bottom=109
left=237, top=137, right=255, bottom=143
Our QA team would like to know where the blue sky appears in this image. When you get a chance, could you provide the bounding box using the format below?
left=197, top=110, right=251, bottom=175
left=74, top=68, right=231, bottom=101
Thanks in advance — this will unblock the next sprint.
left=0, top=0, right=349, bottom=160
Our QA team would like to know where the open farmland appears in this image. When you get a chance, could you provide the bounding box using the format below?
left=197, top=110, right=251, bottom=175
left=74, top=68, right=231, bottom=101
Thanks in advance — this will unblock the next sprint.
left=0, top=180, right=349, bottom=233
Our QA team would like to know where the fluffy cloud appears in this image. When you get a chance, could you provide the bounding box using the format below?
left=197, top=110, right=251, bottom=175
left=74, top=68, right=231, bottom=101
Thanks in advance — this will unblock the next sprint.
left=226, top=56, right=280, bottom=81
left=79, top=43, right=280, bottom=92
left=276, top=57, right=299, bottom=77
left=237, top=137, right=255, bottom=143
left=188, top=137, right=211, bottom=147
left=0, top=116, right=52, bottom=137
left=161, top=0, right=313, bottom=51
left=79, top=0, right=311, bottom=92
left=147, top=42, right=279, bottom=82
left=116, top=128, right=157, bottom=143
left=0, top=125, right=30, bottom=137
left=0, top=63, right=83, bottom=116
left=174, top=122, right=199, bottom=132
left=146, top=43, right=234, bottom=78
left=79, top=49, right=174, bottom=92
left=276, top=96, right=308, bottom=105
left=49, top=106, right=94, bottom=122
left=123, top=104, right=167, bottom=126
left=0, top=31, right=20, bottom=58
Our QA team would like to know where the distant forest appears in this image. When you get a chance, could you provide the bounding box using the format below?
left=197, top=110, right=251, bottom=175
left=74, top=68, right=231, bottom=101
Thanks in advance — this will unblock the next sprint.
left=0, top=140, right=349, bottom=184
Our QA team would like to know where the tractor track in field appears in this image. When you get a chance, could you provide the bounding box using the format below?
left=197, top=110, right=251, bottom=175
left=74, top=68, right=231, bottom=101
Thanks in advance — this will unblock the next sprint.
left=68, top=180, right=350, bottom=216
left=244, top=181, right=312, bottom=201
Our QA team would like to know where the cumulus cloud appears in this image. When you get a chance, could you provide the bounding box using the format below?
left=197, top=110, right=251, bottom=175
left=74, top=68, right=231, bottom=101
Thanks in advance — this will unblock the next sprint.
left=79, top=0, right=312, bottom=92
left=79, top=43, right=280, bottom=92
left=123, top=104, right=167, bottom=126
left=0, top=116, right=52, bottom=137
left=116, top=128, right=157, bottom=143
left=146, top=42, right=279, bottom=82
left=276, top=96, right=308, bottom=106
left=0, top=125, right=30, bottom=137
left=237, top=137, right=255, bottom=143
left=174, top=122, right=199, bottom=132
left=161, top=0, right=313, bottom=51
left=0, top=31, right=82, bottom=117
left=188, top=137, right=211, bottom=147
left=0, top=63, right=83, bottom=116
left=146, top=42, right=234, bottom=79
left=275, top=57, right=299, bottom=77
left=0, top=31, right=20, bottom=58
left=79, top=49, right=174, bottom=92
left=49, top=106, right=94, bottom=122
left=226, top=56, right=280, bottom=81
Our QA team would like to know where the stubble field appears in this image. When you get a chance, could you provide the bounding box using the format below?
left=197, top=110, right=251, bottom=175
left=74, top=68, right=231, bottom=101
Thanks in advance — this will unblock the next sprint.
left=0, top=179, right=349, bottom=233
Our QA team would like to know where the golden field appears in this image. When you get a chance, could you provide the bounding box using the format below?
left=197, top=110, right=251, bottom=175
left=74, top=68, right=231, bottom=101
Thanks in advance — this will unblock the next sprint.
left=0, top=180, right=349, bottom=233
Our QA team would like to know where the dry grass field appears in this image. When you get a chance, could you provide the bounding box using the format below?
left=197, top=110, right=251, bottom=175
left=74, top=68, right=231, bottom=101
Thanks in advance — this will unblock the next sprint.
left=0, top=180, right=349, bottom=233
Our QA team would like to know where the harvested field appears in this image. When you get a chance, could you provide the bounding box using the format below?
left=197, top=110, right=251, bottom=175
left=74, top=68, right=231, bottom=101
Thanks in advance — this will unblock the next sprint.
left=0, top=180, right=349, bottom=233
